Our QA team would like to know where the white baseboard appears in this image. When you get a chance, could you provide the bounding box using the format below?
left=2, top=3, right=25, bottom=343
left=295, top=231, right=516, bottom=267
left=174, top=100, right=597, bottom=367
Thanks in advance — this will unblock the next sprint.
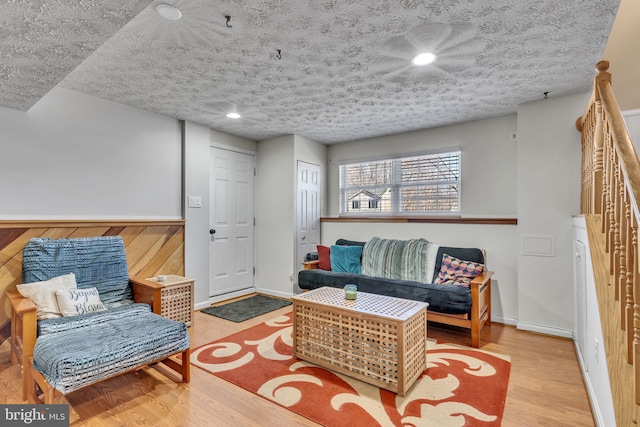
left=515, top=321, right=574, bottom=339
left=194, top=301, right=212, bottom=311
left=491, top=316, right=518, bottom=326
left=254, top=287, right=293, bottom=300
left=194, top=287, right=294, bottom=310
left=195, top=287, right=256, bottom=310
left=574, top=341, right=605, bottom=427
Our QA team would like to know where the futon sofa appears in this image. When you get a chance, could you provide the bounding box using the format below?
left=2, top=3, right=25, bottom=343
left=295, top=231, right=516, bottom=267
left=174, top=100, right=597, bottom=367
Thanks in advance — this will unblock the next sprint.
left=298, top=237, right=493, bottom=347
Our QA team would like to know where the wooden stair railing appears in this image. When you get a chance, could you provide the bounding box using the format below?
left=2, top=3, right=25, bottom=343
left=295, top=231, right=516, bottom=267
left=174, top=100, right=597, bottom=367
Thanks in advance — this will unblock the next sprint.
left=576, top=60, right=640, bottom=413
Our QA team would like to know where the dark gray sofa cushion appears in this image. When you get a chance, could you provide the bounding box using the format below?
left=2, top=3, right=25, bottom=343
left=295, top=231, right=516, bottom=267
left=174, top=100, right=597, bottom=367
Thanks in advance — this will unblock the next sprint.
left=297, top=269, right=471, bottom=314
left=335, top=238, right=366, bottom=247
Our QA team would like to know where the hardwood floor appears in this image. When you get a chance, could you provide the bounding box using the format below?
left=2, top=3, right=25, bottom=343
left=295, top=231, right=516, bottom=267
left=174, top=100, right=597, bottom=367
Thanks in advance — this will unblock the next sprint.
left=0, top=300, right=595, bottom=427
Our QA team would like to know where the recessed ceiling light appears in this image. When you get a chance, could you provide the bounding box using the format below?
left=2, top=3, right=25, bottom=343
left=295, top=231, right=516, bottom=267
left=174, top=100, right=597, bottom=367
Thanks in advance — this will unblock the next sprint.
left=156, top=4, right=182, bottom=20
left=226, top=112, right=241, bottom=119
left=411, top=52, right=437, bottom=66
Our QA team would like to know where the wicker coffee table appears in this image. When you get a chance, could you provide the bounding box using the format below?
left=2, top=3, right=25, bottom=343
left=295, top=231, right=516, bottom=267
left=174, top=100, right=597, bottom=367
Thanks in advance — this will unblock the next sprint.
left=291, top=286, right=428, bottom=396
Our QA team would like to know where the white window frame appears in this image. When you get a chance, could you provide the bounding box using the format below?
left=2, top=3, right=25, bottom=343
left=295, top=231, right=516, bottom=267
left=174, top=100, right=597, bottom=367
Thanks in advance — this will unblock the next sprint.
left=339, top=149, right=461, bottom=216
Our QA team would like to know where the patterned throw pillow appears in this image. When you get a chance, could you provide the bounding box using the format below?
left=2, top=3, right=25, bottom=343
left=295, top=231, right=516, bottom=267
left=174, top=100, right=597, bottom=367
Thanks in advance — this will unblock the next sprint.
left=55, top=287, right=108, bottom=317
left=435, top=253, right=484, bottom=287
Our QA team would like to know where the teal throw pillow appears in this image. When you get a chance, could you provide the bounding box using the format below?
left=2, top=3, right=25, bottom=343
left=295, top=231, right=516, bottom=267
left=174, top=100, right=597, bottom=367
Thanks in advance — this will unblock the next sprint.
left=330, top=245, right=362, bottom=274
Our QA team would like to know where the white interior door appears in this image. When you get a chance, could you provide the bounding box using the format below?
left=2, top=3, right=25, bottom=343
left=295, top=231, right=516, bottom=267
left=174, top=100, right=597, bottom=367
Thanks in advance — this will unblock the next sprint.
left=296, top=161, right=321, bottom=286
left=209, top=147, right=255, bottom=297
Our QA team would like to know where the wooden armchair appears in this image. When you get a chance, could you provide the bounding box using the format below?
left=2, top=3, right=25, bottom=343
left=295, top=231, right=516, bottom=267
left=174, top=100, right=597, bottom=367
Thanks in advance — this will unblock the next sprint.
left=10, top=236, right=190, bottom=404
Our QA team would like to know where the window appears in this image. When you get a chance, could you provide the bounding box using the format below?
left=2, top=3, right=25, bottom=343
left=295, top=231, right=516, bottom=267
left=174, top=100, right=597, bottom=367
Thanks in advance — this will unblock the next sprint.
left=339, top=150, right=461, bottom=215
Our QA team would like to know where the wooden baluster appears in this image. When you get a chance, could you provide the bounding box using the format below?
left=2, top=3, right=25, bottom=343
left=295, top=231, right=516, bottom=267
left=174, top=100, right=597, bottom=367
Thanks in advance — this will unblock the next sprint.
left=619, top=178, right=628, bottom=315
left=608, top=144, right=614, bottom=241
left=588, top=107, right=596, bottom=213
left=593, top=101, right=604, bottom=215
left=628, top=212, right=637, bottom=364
left=613, top=162, right=622, bottom=301
left=618, top=186, right=631, bottom=331
left=603, top=127, right=613, bottom=248
left=581, top=128, right=590, bottom=214
left=581, top=131, right=589, bottom=213
left=635, top=220, right=640, bottom=403
left=601, top=127, right=611, bottom=235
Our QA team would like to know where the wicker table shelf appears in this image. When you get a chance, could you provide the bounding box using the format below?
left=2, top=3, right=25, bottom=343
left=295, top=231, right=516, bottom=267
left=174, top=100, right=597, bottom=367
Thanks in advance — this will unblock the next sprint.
left=146, top=275, right=194, bottom=326
left=291, top=286, right=428, bottom=396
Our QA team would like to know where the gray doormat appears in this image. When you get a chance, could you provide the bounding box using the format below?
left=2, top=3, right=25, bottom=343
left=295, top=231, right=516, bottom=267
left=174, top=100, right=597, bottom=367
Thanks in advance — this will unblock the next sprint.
left=201, top=295, right=292, bottom=323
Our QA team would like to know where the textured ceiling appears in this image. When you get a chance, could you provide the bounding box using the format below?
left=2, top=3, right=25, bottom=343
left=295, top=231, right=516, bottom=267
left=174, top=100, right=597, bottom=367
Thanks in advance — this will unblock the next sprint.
left=1, top=0, right=620, bottom=144
left=0, top=0, right=152, bottom=111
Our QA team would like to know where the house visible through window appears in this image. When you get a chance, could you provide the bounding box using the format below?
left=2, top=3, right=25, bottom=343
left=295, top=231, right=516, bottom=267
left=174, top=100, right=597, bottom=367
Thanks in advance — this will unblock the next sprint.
left=339, top=150, right=461, bottom=215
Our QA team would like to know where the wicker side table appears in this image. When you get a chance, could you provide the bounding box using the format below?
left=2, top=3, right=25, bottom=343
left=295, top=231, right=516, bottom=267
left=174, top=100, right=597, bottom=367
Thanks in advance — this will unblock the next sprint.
left=146, top=275, right=194, bottom=326
left=291, top=286, right=428, bottom=396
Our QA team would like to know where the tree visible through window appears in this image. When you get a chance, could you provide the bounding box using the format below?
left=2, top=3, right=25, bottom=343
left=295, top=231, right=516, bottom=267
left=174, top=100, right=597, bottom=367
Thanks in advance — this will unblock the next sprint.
left=339, top=150, right=461, bottom=215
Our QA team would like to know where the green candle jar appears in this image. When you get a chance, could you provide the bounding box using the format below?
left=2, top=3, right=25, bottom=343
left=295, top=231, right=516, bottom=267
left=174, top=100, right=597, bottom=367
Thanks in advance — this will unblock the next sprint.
left=344, top=284, right=357, bottom=300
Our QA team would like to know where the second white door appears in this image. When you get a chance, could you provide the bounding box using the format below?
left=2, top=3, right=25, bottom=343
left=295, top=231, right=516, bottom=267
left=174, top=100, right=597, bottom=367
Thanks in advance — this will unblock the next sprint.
left=296, top=161, right=321, bottom=283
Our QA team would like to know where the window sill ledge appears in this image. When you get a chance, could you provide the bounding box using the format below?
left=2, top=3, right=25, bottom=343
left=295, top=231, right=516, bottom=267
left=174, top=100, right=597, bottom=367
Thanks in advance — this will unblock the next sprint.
left=321, top=217, right=517, bottom=225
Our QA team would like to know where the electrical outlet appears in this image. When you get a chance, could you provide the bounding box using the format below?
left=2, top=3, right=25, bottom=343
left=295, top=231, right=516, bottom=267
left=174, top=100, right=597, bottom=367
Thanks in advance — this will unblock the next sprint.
left=594, top=338, right=599, bottom=362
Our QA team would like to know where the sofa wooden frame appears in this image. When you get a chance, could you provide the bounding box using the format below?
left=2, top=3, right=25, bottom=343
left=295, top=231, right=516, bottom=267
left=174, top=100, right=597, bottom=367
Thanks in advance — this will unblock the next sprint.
left=302, top=259, right=493, bottom=348
left=8, top=277, right=190, bottom=404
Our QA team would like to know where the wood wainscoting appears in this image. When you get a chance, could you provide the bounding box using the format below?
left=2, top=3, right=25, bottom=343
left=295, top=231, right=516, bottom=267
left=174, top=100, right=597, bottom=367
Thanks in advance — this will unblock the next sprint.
left=0, top=220, right=186, bottom=336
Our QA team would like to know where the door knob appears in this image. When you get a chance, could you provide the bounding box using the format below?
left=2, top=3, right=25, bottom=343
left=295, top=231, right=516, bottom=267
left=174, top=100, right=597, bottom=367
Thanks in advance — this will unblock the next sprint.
left=210, top=229, right=216, bottom=235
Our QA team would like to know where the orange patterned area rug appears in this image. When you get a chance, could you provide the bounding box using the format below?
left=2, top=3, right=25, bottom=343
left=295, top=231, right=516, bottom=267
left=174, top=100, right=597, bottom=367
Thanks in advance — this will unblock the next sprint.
left=190, top=312, right=510, bottom=427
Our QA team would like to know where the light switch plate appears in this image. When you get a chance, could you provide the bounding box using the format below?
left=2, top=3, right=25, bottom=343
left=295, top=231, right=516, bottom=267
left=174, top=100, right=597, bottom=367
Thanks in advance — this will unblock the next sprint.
left=188, top=195, right=202, bottom=208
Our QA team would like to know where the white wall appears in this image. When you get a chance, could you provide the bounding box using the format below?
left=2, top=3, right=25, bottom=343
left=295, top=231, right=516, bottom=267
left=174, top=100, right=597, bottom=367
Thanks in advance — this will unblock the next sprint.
left=184, top=121, right=211, bottom=309
left=256, top=136, right=296, bottom=298
left=0, top=87, right=181, bottom=219
left=602, top=0, right=640, bottom=112
left=326, top=114, right=518, bottom=217
left=210, top=129, right=258, bottom=153
left=516, top=93, right=588, bottom=336
left=623, top=109, right=640, bottom=155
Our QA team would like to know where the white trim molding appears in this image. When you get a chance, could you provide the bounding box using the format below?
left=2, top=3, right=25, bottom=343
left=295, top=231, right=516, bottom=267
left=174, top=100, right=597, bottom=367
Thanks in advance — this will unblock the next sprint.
left=516, top=321, right=574, bottom=339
